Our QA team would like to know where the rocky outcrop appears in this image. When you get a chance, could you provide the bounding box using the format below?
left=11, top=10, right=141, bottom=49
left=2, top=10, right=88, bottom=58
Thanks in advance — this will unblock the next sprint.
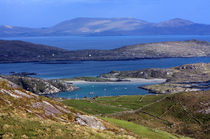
left=0, top=75, right=78, bottom=95
left=0, top=79, right=106, bottom=127
left=76, top=115, right=106, bottom=130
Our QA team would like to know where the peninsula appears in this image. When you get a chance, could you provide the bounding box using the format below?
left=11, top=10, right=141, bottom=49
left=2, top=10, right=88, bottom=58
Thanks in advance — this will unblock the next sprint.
left=1, top=39, right=210, bottom=63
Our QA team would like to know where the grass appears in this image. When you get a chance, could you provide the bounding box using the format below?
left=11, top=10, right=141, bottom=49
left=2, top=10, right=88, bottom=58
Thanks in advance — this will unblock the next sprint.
left=62, top=92, right=210, bottom=139
left=0, top=79, right=208, bottom=138
left=102, top=117, right=189, bottom=139
left=62, top=94, right=168, bottom=115
left=96, top=95, right=167, bottom=110
left=0, top=113, right=134, bottom=139
left=0, top=80, right=138, bottom=139
left=62, top=99, right=124, bottom=115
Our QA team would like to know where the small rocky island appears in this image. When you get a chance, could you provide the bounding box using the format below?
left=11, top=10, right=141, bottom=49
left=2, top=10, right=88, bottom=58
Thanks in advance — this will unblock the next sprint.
left=99, top=63, right=210, bottom=94
left=1, top=39, right=210, bottom=63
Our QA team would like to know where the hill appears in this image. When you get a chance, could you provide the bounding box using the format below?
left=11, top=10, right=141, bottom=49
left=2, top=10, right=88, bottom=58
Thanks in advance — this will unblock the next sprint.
left=1, top=39, right=210, bottom=63
left=62, top=91, right=210, bottom=139
left=0, top=74, right=188, bottom=138
left=1, top=17, right=210, bottom=36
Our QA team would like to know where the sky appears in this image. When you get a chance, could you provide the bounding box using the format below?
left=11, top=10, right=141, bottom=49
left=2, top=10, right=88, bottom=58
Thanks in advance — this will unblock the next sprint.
left=0, top=0, right=209, bottom=27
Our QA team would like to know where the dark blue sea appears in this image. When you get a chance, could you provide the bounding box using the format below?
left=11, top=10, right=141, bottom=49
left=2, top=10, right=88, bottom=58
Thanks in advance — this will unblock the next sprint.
left=1, top=35, right=210, bottom=98
left=1, top=35, right=210, bottom=50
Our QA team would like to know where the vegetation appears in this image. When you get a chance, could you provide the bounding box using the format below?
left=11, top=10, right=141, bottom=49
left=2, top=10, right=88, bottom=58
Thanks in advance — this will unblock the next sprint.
left=62, top=99, right=124, bottom=115
left=62, top=95, right=169, bottom=115
left=0, top=76, right=209, bottom=138
left=62, top=92, right=210, bottom=139
left=102, top=117, right=189, bottom=139
left=0, top=80, right=137, bottom=138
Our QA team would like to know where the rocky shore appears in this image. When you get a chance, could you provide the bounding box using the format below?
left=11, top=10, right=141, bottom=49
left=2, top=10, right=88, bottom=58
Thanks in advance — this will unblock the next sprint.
left=0, top=75, right=78, bottom=95
left=100, top=63, right=210, bottom=94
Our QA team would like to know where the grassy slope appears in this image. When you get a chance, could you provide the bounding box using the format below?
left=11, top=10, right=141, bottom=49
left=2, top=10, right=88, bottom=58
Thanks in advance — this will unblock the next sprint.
left=102, top=117, right=189, bottom=139
left=62, top=92, right=210, bottom=139
left=0, top=80, right=137, bottom=139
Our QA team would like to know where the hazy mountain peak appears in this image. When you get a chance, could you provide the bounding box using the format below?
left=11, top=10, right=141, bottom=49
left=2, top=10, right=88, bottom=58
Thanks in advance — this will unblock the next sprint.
left=52, top=17, right=150, bottom=33
left=4, top=25, right=13, bottom=29
left=155, top=18, right=194, bottom=27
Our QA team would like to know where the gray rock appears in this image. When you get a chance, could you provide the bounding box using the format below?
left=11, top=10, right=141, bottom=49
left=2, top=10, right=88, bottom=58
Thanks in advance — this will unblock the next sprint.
left=1, top=75, right=78, bottom=95
left=76, top=115, right=106, bottom=130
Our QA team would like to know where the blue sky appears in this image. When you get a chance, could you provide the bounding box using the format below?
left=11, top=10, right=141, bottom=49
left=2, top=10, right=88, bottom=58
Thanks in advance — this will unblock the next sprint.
left=0, top=0, right=209, bottom=27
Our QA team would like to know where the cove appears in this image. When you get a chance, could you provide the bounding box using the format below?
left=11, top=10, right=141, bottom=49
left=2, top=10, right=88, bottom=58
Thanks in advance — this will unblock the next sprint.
left=47, top=82, right=161, bottom=99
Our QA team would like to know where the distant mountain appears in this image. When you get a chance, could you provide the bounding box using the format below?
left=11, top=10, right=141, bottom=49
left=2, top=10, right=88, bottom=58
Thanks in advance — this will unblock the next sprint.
left=1, top=39, right=210, bottom=63
left=154, top=18, right=194, bottom=27
left=0, top=25, right=43, bottom=37
left=48, top=17, right=150, bottom=35
left=1, top=17, right=210, bottom=36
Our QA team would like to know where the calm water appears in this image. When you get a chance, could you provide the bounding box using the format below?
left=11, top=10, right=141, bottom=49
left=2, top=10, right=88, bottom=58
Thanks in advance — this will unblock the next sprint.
left=1, top=35, right=210, bottom=98
left=1, top=57, right=210, bottom=98
left=53, top=82, right=155, bottom=99
left=1, top=57, right=210, bottom=79
left=1, top=35, right=210, bottom=50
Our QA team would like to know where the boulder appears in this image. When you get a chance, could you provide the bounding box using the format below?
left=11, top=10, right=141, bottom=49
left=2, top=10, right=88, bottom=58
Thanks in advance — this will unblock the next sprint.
left=76, top=115, right=106, bottom=130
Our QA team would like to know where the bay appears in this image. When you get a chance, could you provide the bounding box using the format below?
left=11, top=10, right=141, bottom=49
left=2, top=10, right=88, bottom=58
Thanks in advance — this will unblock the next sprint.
left=52, top=82, right=155, bottom=99
left=1, top=35, right=210, bottom=50
left=1, top=57, right=210, bottom=79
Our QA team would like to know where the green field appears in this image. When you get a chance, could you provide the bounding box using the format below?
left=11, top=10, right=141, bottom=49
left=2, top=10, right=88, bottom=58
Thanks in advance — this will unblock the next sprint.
left=62, top=92, right=210, bottom=139
left=62, top=94, right=168, bottom=115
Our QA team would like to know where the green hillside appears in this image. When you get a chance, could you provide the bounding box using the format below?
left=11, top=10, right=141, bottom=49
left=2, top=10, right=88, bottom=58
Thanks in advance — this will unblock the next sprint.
left=62, top=92, right=210, bottom=139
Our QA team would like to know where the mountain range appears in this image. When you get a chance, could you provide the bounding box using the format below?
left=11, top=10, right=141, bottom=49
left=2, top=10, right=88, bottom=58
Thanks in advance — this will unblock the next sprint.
left=1, top=17, right=210, bottom=37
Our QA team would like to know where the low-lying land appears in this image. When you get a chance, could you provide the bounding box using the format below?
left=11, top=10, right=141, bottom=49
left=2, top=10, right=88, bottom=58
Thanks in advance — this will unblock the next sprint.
left=1, top=39, right=210, bottom=63
left=62, top=91, right=210, bottom=139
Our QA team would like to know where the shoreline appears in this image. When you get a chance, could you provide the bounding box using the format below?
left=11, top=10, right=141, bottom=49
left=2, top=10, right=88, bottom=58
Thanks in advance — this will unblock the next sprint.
left=65, top=78, right=166, bottom=84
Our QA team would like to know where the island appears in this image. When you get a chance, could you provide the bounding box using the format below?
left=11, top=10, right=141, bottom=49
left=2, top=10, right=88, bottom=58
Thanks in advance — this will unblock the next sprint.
left=99, top=63, right=210, bottom=94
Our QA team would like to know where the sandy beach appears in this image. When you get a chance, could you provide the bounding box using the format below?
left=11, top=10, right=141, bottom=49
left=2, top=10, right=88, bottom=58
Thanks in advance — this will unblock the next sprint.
left=65, top=78, right=166, bottom=84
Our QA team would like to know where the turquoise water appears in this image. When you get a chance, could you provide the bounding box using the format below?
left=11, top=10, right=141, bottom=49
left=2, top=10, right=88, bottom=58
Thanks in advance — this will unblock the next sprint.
left=50, top=82, right=155, bottom=99
left=1, top=35, right=210, bottom=50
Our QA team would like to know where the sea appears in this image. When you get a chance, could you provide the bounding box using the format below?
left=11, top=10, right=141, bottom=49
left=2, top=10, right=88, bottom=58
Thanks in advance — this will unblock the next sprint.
left=1, top=35, right=210, bottom=98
